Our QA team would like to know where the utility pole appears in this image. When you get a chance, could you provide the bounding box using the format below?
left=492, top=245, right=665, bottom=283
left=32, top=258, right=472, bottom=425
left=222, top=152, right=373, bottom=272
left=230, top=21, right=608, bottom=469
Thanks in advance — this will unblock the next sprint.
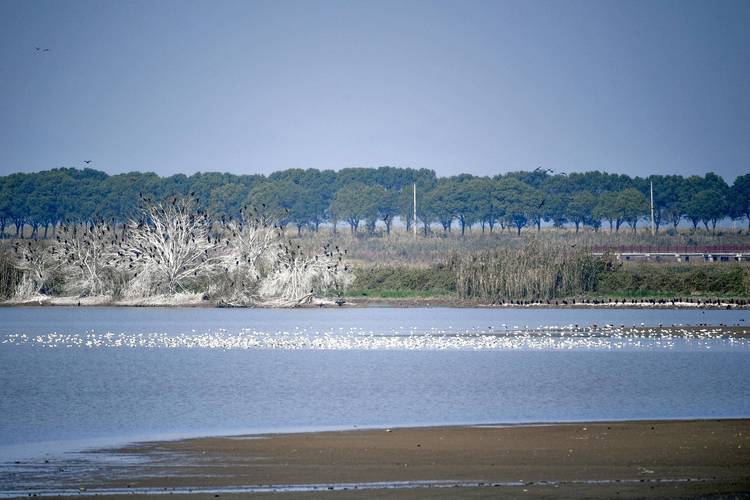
left=413, top=182, right=417, bottom=239
left=650, top=180, right=655, bottom=235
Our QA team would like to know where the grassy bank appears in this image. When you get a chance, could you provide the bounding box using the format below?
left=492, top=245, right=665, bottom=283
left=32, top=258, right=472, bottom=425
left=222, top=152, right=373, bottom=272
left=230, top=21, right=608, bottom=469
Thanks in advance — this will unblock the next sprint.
left=3, top=234, right=749, bottom=304
left=349, top=261, right=750, bottom=300
left=596, top=262, right=748, bottom=297
left=346, top=264, right=455, bottom=298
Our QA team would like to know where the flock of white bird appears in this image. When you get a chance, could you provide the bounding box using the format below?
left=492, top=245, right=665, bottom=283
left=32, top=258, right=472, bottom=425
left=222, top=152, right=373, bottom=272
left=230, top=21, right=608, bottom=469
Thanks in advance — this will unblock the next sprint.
left=1, top=324, right=747, bottom=350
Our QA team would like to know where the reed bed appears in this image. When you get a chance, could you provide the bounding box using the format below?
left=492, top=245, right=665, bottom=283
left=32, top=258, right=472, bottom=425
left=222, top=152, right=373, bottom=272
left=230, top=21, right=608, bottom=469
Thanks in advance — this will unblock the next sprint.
left=448, top=237, right=600, bottom=301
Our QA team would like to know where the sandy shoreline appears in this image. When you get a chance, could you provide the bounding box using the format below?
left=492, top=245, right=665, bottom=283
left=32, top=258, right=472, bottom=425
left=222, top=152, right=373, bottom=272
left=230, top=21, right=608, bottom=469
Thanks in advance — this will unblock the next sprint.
left=9, top=419, right=748, bottom=499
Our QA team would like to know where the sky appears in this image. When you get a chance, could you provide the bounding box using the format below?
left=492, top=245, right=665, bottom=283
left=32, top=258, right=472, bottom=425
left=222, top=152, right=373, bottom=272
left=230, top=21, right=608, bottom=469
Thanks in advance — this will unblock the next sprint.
left=0, top=0, right=748, bottom=180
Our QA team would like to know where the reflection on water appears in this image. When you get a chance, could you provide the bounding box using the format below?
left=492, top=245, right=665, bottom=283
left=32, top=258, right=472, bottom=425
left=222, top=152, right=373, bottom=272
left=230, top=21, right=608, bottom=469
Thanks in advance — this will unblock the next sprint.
left=0, top=307, right=748, bottom=466
left=3, top=324, right=749, bottom=350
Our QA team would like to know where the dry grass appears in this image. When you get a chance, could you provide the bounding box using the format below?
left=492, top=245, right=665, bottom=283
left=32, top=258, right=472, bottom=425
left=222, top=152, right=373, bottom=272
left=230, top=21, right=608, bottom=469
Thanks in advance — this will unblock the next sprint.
left=447, top=237, right=600, bottom=301
left=288, top=225, right=750, bottom=266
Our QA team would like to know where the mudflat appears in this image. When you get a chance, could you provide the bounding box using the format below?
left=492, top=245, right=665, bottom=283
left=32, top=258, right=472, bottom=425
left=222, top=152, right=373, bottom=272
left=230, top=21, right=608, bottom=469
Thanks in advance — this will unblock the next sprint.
left=75, top=419, right=750, bottom=499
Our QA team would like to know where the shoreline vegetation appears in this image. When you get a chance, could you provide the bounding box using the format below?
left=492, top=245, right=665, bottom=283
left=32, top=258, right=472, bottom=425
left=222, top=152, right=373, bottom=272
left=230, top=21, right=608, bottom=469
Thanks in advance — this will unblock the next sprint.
left=17, top=419, right=747, bottom=499
left=3, top=294, right=750, bottom=309
left=1, top=167, right=750, bottom=308
left=3, top=234, right=749, bottom=308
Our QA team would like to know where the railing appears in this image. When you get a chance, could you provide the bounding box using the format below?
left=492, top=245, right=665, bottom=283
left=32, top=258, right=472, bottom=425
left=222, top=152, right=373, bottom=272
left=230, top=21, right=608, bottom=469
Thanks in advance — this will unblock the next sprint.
left=591, top=245, right=750, bottom=254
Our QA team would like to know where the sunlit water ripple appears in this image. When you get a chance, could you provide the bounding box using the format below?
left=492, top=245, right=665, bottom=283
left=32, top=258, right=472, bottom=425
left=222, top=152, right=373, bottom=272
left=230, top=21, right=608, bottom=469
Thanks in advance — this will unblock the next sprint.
left=2, top=324, right=748, bottom=350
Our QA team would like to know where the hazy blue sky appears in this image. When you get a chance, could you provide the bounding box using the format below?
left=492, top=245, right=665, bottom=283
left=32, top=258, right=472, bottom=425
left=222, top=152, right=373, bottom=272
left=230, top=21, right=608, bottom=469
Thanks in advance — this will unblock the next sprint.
left=0, top=0, right=747, bottom=179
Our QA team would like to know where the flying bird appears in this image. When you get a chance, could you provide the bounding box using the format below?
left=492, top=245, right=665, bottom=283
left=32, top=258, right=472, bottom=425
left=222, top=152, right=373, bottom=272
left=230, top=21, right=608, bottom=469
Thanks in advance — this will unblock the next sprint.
left=83, top=160, right=92, bottom=164
left=35, top=47, right=51, bottom=52
left=537, top=199, right=546, bottom=209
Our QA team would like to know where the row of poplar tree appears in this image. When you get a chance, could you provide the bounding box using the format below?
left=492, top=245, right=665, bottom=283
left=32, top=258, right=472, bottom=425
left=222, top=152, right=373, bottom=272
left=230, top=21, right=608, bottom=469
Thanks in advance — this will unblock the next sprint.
left=0, top=167, right=748, bottom=238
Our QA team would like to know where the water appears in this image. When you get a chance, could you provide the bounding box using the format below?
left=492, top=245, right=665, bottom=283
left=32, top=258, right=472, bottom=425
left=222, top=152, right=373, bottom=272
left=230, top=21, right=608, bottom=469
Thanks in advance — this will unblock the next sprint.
left=0, top=306, right=748, bottom=463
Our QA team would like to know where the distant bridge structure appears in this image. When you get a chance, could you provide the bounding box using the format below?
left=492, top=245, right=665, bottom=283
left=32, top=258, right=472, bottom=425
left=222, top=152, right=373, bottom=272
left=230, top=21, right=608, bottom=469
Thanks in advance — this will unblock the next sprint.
left=590, top=245, right=750, bottom=262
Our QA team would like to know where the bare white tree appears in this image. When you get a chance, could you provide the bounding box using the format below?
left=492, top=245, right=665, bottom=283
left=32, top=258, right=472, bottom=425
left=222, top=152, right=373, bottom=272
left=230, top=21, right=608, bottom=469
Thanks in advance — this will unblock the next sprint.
left=120, top=196, right=223, bottom=296
left=53, top=222, right=120, bottom=296
left=259, top=240, right=352, bottom=304
left=213, top=208, right=281, bottom=304
left=11, top=240, right=59, bottom=297
left=5, top=195, right=353, bottom=306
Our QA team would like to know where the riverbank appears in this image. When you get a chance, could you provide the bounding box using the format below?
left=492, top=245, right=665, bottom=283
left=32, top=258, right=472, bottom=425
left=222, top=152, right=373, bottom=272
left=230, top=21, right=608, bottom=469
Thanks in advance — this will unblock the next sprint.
left=8, top=420, right=748, bottom=499
left=3, top=293, right=750, bottom=309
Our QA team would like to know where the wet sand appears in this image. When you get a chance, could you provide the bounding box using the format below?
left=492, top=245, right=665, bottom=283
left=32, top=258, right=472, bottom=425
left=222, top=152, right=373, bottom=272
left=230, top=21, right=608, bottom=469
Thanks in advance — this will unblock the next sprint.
left=53, top=419, right=750, bottom=499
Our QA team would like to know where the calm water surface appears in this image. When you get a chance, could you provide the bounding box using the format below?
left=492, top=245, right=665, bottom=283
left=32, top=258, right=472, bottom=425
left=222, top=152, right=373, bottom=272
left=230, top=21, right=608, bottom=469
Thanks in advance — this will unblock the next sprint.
left=0, top=307, right=748, bottom=462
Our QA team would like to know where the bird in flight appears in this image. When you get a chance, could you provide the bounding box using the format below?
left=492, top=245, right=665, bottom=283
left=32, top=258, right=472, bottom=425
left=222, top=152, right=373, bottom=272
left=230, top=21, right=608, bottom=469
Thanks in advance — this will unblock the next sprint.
left=537, top=199, right=546, bottom=209
left=83, top=160, right=92, bottom=164
left=35, top=47, right=51, bottom=52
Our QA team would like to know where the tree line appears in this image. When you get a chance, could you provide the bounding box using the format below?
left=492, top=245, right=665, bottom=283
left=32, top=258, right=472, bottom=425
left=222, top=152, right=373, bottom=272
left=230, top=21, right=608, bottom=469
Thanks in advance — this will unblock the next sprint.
left=0, top=167, right=748, bottom=238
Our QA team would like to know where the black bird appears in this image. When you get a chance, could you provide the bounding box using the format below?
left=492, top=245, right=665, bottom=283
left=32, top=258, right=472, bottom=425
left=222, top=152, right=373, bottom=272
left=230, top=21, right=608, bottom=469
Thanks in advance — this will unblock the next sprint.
left=537, top=199, right=545, bottom=209
left=83, top=160, right=92, bottom=164
left=35, top=47, right=51, bottom=52
left=534, top=166, right=542, bottom=172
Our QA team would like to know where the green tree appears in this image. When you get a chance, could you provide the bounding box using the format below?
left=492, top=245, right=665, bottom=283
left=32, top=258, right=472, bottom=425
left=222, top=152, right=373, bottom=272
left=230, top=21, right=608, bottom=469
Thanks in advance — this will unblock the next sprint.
left=593, top=191, right=623, bottom=232
left=377, top=188, right=399, bottom=235
left=424, top=180, right=458, bottom=234
left=495, top=177, right=539, bottom=235
left=330, top=183, right=379, bottom=235
left=732, top=174, right=750, bottom=230
left=616, top=188, right=648, bottom=233
left=567, top=191, right=596, bottom=233
left=248, top=180, right=305, bottom=232
left=685, top=189, right=727, bottom=233
left=452, top=177, right=487, bottom=236
left=210, top=183, right=249, bottom=220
